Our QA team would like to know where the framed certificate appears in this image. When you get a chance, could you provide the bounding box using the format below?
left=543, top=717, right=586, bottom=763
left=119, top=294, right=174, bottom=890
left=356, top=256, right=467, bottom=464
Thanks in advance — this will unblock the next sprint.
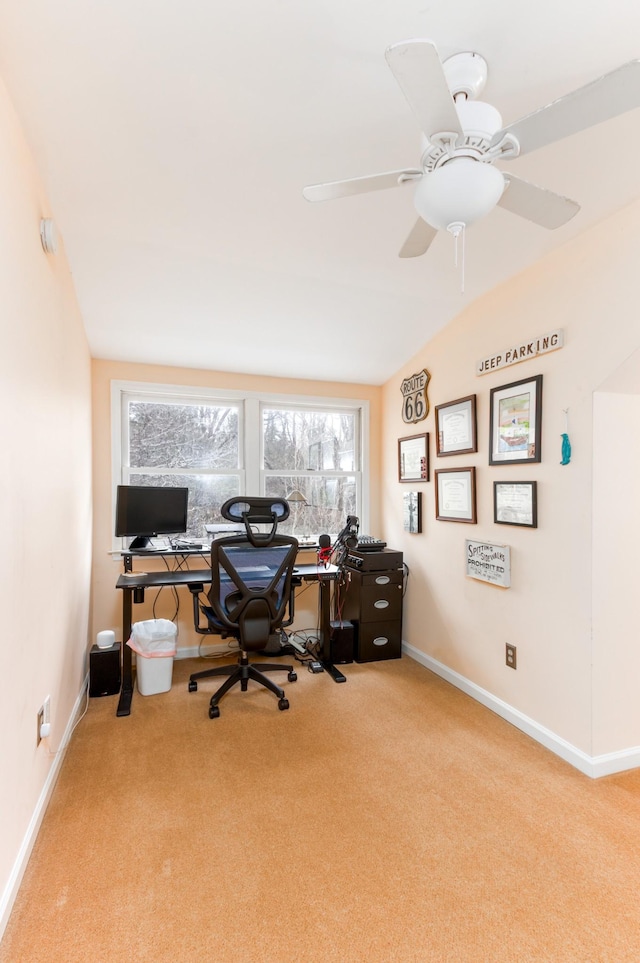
left=434, top=467, right=477, bottom=523
left=435, top=395, right=477, bottom=456
left=494, top=481, right=537, bottom=528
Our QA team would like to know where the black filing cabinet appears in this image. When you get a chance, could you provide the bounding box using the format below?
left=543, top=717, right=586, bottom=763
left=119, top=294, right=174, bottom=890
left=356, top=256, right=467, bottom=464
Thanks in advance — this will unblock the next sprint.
left=341, top=567, right=403, bottom=662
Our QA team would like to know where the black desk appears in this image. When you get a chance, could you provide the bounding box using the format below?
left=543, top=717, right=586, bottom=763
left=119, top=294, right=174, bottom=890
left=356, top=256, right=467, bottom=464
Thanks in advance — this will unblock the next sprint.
left=115, top=558, right=341, bottom=716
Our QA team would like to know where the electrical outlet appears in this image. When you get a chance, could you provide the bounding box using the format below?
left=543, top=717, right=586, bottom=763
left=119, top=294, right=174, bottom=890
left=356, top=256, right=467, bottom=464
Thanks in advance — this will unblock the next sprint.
left=506, top=644, right=517, bottom=669
left=37, top=696, right=51, bottom=745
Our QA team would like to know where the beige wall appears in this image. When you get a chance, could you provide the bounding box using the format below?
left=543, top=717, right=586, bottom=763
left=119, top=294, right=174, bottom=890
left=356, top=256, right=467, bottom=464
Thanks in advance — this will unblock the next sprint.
left=592, top=353, right=640, bottom=756
left=91, top=360, right=381, bottom=654
left=0, top=78, right=92, bottom=927
left=382, top=201, right=640, bottom=761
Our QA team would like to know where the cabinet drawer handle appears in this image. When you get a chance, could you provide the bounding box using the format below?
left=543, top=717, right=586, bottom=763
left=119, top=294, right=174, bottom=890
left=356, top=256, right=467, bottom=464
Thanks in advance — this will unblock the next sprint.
left=374, top=599, right=389, bottom=609
left=373, top=637, right=389, bottom=646
left=375, top=575, right=390, bottom=585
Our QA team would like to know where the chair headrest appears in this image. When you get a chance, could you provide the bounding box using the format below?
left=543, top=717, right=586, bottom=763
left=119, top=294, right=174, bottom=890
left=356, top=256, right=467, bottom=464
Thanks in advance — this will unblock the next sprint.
left=220, top=496, right=290, bottom=525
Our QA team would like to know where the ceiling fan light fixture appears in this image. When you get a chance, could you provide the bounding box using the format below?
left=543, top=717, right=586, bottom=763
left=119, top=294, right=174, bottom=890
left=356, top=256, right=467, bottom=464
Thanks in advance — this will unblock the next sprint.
left=414, top=157, right=505, bottom=232
left=455, top=99, right=503, bottom=140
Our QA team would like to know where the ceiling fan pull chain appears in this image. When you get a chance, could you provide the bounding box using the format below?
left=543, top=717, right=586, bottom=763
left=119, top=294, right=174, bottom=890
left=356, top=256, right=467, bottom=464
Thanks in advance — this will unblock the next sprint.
left=448, top=221, right=466, bottom=293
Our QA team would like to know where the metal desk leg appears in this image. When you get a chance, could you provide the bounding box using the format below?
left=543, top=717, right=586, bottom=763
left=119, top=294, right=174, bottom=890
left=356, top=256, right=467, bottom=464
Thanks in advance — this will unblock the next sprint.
left=116, top=587, right=134, bottom=716
left=319, top=575, right=346, bottom=683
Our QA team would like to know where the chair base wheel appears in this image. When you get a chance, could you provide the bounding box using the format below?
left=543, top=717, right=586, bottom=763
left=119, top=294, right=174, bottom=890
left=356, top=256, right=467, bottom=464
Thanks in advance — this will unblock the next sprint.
left=209, top=705, right=220, bottom=719
left=288, top=671, right=297, bottom=682
left=188, top=680, right=198, bottom=692
left=278, top=698, right=289, bottom=711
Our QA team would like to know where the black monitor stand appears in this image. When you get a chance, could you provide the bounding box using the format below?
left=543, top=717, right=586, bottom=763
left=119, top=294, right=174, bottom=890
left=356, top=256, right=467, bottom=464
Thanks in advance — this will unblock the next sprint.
left=127, top=536, right=153, bottom=550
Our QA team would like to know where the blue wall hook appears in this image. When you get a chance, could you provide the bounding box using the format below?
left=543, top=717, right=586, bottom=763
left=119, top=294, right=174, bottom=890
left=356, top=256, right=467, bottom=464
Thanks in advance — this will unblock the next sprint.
left=561, top=408, right=571, bottom=465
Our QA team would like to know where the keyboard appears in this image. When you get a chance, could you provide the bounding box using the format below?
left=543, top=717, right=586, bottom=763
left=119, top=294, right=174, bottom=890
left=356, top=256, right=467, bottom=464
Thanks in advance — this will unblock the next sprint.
left=356, top=535, right=387, bottom=552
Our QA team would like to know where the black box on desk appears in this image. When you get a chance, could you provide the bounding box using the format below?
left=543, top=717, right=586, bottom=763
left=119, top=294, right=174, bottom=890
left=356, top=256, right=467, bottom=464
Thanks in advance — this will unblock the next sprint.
left=344, top=548, right=403, bottom=572
left=329, top=620, right=354, bottom=664
left=89, top=643, right=121, bottom=697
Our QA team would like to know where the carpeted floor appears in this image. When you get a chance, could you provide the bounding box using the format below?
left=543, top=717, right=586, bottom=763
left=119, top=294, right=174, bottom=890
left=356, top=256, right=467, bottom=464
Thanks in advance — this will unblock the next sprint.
left=2, top=654, right=640, bottom=962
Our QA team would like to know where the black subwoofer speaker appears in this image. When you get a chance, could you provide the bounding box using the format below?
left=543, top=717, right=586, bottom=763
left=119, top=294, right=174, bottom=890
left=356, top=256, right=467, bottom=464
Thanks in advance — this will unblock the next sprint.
left=329, top=620, right=354, bottom=664
left=89, top=643, right=121, bottom=697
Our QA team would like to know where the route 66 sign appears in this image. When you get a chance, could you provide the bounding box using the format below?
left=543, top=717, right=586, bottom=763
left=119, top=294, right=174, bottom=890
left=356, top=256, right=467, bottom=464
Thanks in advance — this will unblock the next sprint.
left=401, top=369, right=431, bottom=424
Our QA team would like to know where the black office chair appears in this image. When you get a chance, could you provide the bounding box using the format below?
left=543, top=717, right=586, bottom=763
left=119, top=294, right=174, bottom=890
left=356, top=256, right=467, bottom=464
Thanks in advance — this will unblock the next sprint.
left=188, top=496, right=299, bottom=717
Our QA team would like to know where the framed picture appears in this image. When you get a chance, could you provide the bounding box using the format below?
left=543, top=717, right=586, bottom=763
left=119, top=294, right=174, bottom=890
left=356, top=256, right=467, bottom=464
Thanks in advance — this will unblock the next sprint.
left=403, top=491, right=422, bottom=533
left=494, top=481, right=538, bottom=528
left=398, top=432, right=429, bottom=482
left=489, top=374, right=542, bottom=465
left=435, top=394, right=477, bottom=456
left=434, top=467, right=477, bottom=523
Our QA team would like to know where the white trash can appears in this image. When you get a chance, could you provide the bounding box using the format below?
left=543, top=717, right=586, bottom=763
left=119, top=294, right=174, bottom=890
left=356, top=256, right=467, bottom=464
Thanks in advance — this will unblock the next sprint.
left=127, top=619, right=178, bottom=696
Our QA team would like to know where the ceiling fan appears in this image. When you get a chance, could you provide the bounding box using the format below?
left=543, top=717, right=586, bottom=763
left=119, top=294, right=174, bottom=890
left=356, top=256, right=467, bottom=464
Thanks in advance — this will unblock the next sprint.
left=303, top=41, right=640, bottom=259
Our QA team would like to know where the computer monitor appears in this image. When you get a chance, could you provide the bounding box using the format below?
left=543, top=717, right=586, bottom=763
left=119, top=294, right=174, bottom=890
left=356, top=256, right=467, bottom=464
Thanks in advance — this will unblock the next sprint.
left=115, top=484, right=189, bottom=550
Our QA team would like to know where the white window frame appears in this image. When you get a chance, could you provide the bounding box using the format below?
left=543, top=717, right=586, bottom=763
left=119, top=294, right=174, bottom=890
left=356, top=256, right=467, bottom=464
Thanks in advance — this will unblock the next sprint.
left=111, top=380, right=369, bottom=551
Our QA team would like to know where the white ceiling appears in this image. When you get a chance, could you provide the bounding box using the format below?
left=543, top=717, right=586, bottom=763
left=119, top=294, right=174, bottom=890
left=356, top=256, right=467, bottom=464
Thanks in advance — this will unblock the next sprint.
left=0, top=1, right=639, bottom=385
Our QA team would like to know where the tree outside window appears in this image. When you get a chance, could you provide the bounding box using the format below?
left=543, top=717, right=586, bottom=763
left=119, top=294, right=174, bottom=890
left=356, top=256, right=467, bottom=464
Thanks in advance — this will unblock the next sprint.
left=117, top=388, right=364, bottom=543
left=125, top=400, right=241, bottom=536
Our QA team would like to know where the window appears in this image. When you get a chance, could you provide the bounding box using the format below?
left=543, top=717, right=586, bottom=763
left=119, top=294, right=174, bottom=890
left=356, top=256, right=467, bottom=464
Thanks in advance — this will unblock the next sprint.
left=262, top=404, right=358, bottom=537
left=112, top=382, right=368, bottom=545
left=121, top=394, right=242, bottom=536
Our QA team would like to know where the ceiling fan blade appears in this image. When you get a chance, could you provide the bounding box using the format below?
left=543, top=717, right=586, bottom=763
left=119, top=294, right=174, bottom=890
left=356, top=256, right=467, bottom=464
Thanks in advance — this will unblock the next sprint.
left=492, top=59, right=640, bottom=156
left=385, top=40, right=463, bottom=141
left=498, top=173, right=580, bottom=229
left=399, top=218, right=438, bottom=258
left=303, top=169, right=421, bottom=202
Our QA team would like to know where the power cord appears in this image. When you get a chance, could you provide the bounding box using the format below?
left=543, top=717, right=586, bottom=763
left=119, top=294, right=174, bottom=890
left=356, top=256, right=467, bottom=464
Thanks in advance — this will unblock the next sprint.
left=402, top=561, right=410, bottom=597
left=198, top=637, right=240, bottom=660
left=43, top=679, right=90, bottom=758
left=286, top=628, right=321, bottom=665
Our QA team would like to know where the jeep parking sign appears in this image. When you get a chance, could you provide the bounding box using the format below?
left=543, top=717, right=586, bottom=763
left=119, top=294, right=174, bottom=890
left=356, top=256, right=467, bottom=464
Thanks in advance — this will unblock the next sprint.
left=401, top=369, right=430, bottom=424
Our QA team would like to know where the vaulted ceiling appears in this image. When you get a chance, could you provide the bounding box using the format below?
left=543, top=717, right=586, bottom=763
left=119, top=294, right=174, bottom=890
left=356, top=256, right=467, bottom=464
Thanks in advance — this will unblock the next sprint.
left=0, top=1, right=639, bottom=384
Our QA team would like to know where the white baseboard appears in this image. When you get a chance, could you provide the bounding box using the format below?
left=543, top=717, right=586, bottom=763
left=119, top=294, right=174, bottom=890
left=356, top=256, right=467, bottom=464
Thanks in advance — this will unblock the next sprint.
left=175, top=643, right=236, bottom=660
left=403, top=642, right=640, bottom=779
left=0, top=674, right=90, bottom=941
